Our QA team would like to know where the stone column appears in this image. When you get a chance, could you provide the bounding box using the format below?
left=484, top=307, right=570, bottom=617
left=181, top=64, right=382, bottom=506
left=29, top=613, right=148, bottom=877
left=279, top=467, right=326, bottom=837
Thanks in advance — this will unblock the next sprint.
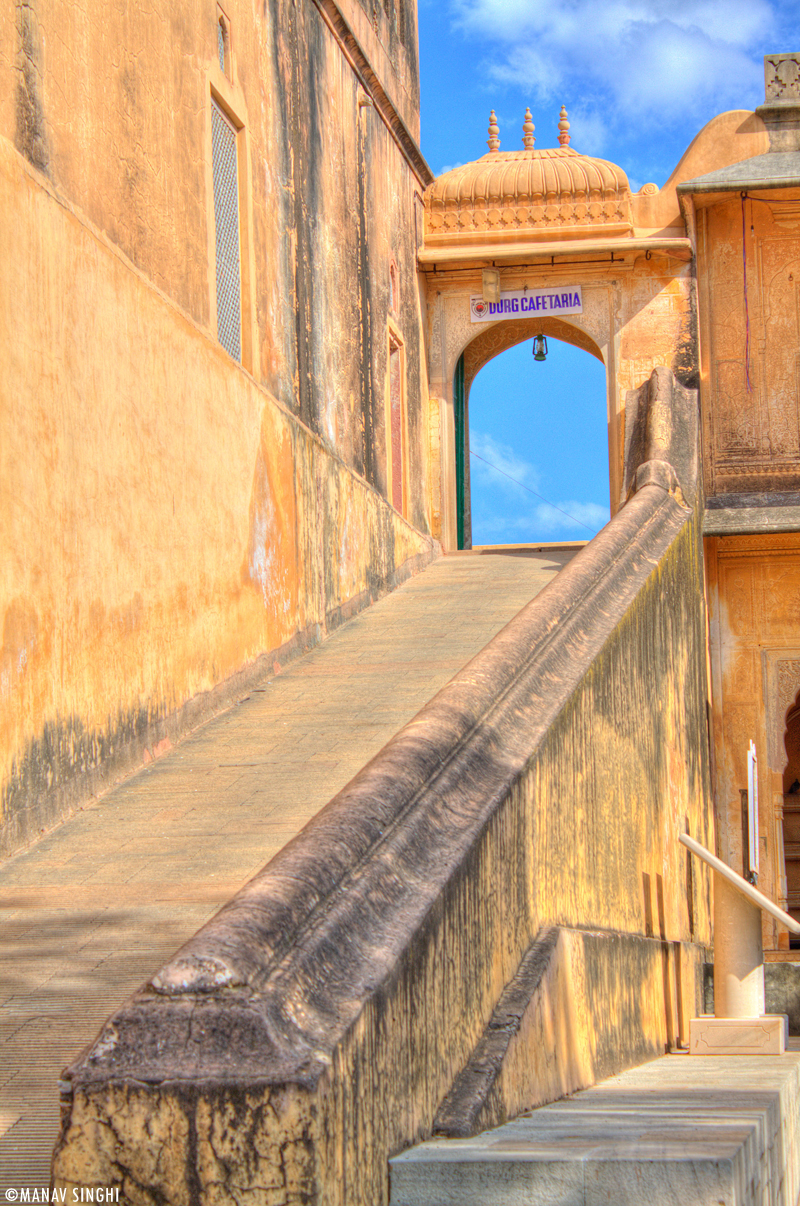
left=713, top=871, right=765, bottom=1019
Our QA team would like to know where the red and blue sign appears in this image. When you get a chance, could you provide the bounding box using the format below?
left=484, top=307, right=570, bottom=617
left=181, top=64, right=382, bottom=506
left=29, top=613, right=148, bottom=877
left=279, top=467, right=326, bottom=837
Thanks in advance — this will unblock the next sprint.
left=470, top=286, right=582, bottom=323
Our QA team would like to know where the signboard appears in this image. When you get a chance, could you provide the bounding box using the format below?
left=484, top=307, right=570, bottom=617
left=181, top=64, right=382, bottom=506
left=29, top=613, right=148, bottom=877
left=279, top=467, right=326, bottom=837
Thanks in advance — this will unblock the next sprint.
left=747, top=739, right=759, bottom=878
left=470, top=286, right=583, bottom=323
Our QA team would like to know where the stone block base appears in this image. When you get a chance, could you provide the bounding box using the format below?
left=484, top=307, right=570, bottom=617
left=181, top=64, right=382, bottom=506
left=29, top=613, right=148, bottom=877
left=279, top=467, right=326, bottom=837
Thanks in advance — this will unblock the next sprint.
left=689, top=1015, right=788, bottom=1055
left=391, top=1052, right=800, bottom=1206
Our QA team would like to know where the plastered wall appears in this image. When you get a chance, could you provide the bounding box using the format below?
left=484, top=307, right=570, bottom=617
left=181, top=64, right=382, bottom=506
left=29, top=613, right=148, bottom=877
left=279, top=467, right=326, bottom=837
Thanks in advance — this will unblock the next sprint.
left=0, top=0, right=436, bottom=854
left=0, top=0, right=425, bottom=422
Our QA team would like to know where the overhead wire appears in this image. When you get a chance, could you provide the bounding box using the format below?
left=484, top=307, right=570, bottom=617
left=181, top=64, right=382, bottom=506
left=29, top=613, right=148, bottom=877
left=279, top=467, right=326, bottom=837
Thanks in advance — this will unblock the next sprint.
left=741, top=192, right=753, bottom=393
left=469, top=448, right=596, bottom=533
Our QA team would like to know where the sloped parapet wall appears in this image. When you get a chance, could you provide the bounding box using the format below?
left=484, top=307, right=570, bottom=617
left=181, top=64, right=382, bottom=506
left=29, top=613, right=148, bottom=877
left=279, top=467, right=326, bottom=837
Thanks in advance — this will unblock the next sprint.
left=433, top=925, right=707, bottom=1141
left=621, top=362, right=701, bottom=510
left=53, top=368, right=713, bottom=1205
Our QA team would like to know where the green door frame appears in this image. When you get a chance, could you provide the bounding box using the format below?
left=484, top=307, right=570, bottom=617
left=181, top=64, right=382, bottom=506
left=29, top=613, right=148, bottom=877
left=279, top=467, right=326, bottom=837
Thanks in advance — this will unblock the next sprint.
left=454, top=353, right=466, bottom=550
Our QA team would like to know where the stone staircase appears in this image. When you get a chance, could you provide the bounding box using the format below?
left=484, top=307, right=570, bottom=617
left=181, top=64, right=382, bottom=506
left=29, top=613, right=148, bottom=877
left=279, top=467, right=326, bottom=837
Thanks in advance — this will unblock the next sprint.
left=390, top=1050, right=800, bottom=1206
left=0, top=547, right=575, bottom=1192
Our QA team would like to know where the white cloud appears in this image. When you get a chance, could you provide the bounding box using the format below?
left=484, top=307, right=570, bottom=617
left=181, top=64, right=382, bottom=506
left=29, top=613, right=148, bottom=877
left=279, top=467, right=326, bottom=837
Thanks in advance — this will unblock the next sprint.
left=450, top=0, right=777, bottom=131
left=472, top=497, right=610, bottom=541
left=560, top=109, right=611, bottom=158
left=473, top=501, right=609, bottom=539
left=529, top=500, right=610, bottom=534
left=469, top=430, right=540, bottom=494
left=468, top=429, right=610, bottom=538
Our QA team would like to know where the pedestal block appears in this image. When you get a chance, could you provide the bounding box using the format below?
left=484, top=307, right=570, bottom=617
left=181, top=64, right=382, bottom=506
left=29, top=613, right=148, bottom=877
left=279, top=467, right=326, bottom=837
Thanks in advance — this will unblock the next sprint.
left=689, top=1014, right=788, bottom=1055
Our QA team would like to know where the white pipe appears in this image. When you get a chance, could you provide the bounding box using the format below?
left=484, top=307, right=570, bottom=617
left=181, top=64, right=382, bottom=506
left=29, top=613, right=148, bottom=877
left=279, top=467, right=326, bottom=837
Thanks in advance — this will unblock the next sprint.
left=679, top=832, right=800, bottom=933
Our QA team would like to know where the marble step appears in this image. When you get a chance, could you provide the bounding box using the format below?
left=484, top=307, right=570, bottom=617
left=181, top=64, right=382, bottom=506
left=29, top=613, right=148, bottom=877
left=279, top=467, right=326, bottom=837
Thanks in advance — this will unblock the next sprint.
left=390, top=1051, right=800, bottom=1206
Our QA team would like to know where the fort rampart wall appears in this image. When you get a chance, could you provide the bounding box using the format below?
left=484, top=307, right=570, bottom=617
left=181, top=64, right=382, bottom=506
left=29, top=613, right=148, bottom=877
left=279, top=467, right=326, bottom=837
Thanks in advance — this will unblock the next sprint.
left=53, top=370, right=714, bottom=1204
left=0, top=135, right=435, bottom=857
left=0, top=0, right=435, bottom=856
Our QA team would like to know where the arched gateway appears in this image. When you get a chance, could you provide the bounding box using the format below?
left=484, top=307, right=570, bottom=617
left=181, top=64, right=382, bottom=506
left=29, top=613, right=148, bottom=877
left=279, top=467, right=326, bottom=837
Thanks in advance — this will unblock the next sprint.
left=420, top=109, right=694, bottom=550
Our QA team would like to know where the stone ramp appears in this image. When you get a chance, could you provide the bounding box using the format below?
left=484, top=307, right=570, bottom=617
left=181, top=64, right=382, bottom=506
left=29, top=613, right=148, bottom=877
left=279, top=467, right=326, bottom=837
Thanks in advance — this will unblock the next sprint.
left=0, top=545, right=577, bottom=1190
left=390, top=1050, right=800, bottom=1206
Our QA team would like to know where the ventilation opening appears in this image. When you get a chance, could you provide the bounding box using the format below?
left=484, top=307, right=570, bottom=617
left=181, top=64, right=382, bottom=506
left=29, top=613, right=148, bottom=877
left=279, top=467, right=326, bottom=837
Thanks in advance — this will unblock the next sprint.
left=211, top=99, right=241, bottom=362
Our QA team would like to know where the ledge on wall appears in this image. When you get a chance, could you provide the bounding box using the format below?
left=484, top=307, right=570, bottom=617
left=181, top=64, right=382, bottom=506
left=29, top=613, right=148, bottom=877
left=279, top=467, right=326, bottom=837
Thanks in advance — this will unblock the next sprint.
left=418, top=236, right=693, bottom=268
left=704, top=492, right=800, bottom=536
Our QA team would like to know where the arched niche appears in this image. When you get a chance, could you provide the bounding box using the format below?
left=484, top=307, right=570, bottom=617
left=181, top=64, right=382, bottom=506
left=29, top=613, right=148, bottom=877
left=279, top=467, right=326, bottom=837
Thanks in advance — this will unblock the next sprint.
left=784, top=693, right=800, bottom=794
left=783, top=689, right=800, bottom=931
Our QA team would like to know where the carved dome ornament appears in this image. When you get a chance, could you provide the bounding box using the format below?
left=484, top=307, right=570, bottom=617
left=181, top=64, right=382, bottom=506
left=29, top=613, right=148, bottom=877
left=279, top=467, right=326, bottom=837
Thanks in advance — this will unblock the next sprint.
left=425, top=108, right=634, bottom=246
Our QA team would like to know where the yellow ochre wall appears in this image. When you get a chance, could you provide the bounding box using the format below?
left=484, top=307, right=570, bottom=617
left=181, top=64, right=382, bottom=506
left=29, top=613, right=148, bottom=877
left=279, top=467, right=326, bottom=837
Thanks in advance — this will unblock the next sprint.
left=0, top=0, right=436, bottom=855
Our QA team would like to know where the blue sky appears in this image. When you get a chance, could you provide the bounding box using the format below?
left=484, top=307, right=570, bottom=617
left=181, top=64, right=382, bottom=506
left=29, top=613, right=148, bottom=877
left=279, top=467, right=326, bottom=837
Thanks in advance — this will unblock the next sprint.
left=417, top=0, right=800, bottom=544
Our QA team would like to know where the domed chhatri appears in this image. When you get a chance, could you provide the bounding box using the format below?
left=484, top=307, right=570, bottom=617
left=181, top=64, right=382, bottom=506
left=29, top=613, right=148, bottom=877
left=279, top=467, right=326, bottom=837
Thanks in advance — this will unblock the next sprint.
left=425, top=108, right=633, bottom=244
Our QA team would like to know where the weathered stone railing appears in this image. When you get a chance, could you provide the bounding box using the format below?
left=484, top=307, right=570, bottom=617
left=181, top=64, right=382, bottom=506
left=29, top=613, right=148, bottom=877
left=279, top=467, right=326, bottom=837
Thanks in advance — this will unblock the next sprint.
left=53, top=368, right=713, bottom=1205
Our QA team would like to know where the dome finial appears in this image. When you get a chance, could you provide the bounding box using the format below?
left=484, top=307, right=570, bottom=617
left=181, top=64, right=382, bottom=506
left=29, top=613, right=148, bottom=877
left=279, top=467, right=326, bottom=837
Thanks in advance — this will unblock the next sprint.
left=487, top=110, right=500, bottom=153
left=522, top=107, right=535, bottom=150
left=558, top=105, right=570, bottom=147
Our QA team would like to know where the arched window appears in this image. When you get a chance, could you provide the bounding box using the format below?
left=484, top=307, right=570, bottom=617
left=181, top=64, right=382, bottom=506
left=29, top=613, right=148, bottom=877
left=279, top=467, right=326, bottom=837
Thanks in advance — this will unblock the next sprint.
left=217, top=9, right=231, bottom=78
left=782, top=693, right=800, bottom=931
left=389, top=260, right=399, bottom=313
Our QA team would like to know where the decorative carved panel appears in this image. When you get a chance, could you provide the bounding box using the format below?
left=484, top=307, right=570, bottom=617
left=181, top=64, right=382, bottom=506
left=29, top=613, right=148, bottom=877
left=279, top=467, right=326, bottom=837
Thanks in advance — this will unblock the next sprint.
left=715, top=359, right=759, bottom=455
left=705, top=200, right=800, bottom=493
left=719, top=560, right=756, bottom=637
left=765, top=55, right=800, bottom=103
left=760, top=249, right=800, bottom=459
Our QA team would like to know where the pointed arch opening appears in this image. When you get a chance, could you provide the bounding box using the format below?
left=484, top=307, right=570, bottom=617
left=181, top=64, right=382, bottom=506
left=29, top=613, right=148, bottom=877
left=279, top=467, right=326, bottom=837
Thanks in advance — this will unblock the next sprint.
left=782, top=692, right=800, bottom=932
left=454, top=316, right=610, bottom=549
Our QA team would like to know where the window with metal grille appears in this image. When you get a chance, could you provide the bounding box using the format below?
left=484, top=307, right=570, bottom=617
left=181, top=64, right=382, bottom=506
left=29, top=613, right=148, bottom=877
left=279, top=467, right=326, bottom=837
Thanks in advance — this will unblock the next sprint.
left=211, top=99, right=241, bottom=362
